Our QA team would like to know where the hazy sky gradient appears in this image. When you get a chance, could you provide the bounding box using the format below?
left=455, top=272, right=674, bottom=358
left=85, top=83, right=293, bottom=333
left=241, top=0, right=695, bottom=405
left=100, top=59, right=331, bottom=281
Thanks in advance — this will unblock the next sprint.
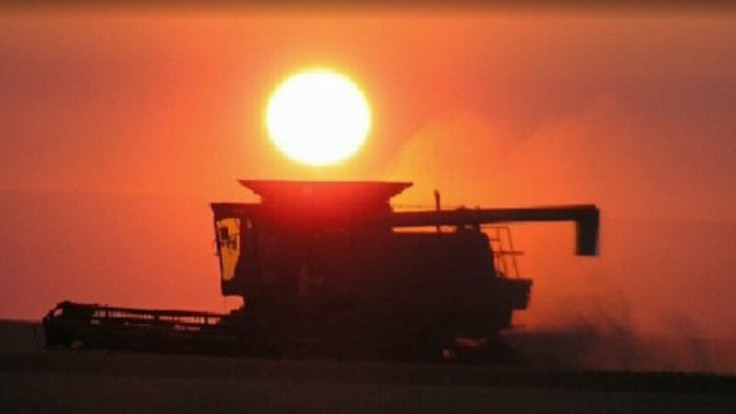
left=1, top=7, right=735, bottom=349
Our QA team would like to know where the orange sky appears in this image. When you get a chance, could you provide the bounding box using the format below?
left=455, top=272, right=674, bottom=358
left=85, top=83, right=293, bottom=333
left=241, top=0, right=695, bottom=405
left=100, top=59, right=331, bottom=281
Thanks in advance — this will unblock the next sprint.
left=2, top=6, right=736, bottom=345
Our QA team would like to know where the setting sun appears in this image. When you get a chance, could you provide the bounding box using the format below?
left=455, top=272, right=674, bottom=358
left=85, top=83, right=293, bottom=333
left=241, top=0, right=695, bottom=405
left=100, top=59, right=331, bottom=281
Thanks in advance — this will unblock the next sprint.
left=265, top=69, right=372, bottom=166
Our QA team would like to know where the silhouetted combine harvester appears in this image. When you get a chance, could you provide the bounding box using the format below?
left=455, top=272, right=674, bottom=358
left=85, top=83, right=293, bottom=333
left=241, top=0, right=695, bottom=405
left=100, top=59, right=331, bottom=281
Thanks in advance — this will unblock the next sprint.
left=43, top=180, right=599, bottom=361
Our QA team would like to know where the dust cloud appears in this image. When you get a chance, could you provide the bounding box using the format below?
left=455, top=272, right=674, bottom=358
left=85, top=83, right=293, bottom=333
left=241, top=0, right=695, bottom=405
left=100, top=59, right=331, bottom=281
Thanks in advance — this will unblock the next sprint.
left=386, top=100, right=736, bottom=373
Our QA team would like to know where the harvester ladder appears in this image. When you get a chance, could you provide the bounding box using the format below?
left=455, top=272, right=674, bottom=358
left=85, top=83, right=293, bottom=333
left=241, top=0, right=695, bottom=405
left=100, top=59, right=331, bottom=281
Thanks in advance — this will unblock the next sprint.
left=483, top=225, right=523, bottom=278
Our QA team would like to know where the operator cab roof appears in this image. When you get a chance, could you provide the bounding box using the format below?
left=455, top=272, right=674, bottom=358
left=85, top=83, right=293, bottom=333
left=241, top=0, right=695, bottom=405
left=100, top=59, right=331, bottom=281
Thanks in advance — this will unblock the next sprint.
left=239, top=180, right=413, bottom=206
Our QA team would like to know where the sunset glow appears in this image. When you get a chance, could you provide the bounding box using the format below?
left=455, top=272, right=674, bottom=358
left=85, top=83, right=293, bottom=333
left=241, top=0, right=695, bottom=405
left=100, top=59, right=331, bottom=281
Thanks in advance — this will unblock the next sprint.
left=265, top=69, right=371, bottom=166
left=2, top=9, right=736, bottom=372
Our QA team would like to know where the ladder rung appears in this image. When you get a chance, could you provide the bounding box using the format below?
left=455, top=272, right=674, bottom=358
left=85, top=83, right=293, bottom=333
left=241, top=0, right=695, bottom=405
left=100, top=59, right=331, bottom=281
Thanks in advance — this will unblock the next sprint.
left=495, top=250, right=524, bottom=256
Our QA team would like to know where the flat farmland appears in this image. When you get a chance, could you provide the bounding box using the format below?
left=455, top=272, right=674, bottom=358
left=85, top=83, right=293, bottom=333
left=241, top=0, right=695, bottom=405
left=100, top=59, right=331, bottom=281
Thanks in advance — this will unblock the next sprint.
left=1, top=321, right=734, bottom=413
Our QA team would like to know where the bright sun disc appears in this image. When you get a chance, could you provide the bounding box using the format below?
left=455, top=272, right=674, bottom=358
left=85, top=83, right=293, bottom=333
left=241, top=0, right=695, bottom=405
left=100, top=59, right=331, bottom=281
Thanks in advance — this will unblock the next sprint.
left=266, top=69, right=372, bottom=166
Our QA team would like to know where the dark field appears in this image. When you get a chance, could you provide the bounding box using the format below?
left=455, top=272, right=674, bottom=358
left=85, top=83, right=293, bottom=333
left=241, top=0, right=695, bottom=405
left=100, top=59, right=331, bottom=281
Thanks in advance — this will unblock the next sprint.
left=1, top=321, right=735, bottom=413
